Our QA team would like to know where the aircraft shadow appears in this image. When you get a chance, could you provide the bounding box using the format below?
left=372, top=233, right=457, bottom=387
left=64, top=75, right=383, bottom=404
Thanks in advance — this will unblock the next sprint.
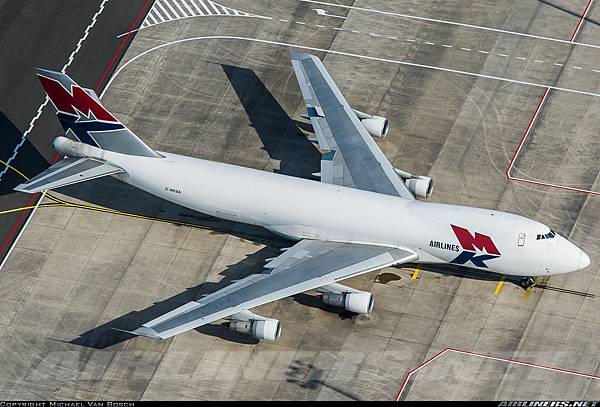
left=400, top=262, right=528, bottom=288
left=221, top=64, right=321, bottom=179
left=0, top=110, right=50, bottom=196
left=69, top=245, right=284, bottom=348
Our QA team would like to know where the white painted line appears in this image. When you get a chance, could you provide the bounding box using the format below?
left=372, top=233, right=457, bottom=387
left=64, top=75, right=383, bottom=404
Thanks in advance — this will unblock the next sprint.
left=316, top=24, right=325, bottom=28
left=405, top=38, right=416, bottom=42
left=199, top=0, right=212, bottom=15
left=156, top=2, right=174, bottom=20
left=187, top=0, right=205, bottom=15
left=295, top=21, right=306, bottom=25
left=554, top=63, right=564, bottom=66
left=573, top=66, right=583, bottom=69
left=352, top=30, right=360, bottom=33
left=388, top=36, right=397, bottom=40
left=179, top=0, right=196, bottom=16
left=370, top=33, right=380, bottom=37
left=102, top=36, right=600, bottom=101
left=0, top=0, right=111, bottom=181
left=516, top=56, right=526, bottom=60
left=498, top=53, right=508, bottom=57
left=332, top=27, right=343, bottom=31
left=313, top=8, right=346, bottom=19
left=461, top=47, right=471, bottom=51
left=441, top=44, right=452, bottom=48
left=424, top=41, right=434, bottom=45
left=164, top=0, right=182, bottom=18
left=173, top=0, right=190, bottom=17
left=280, top=18, right=289, bottom=22
left=534, top=59, right=544, bottom=63
left=478, top=50, right=489, bottom=54
left=593, top=69, right=600, bottom=73
left=301, top=0, right=600, bottom=50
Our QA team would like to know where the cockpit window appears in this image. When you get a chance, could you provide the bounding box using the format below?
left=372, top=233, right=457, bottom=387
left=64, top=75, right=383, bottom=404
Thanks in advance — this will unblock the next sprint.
left=536, top=229, right=556, bottom=240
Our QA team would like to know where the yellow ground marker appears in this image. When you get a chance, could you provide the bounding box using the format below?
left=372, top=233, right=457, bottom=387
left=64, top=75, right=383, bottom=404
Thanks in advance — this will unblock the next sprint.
left=411, top=266, right=421, bottom=280
left=494, top=275, right=506, bottom=295
left=523, top=286, right=533, bottom=300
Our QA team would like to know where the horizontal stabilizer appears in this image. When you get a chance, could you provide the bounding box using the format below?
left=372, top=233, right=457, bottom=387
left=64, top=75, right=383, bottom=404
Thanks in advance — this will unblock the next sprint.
left=14, top=157, right=124, bottom=194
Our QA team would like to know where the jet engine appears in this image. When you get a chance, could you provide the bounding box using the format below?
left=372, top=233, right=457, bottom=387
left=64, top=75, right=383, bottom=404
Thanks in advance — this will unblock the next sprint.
left=227, top=310, right=281, bottom=341
left=322, top=291, right=374, bottom=314
left=229, top=318, right=281, bottom=341
left=352, top=109, right=389, bottom=138
left=394, top=168, right=433, bottom=198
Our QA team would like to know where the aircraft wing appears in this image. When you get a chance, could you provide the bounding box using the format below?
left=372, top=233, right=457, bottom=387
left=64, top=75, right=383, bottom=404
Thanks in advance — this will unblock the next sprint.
left=289, top=51, right=415, bottom=200
left=131, top=240, right=417, bottom=340
left=14, top=157, right=124, bottom=194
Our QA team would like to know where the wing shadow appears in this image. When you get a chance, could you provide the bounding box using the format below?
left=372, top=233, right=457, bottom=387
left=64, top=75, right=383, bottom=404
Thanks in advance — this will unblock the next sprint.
left=69, top=245, right=285, bottom=349
left=221, top=64, right=320, bottom=179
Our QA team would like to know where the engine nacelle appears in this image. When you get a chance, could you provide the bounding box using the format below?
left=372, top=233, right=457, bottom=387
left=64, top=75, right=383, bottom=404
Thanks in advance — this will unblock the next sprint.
left=405, top=176, right=433, bottom=198
left=394, top=168, right=433, bottom=198
left=322, top=291, right=374, bottom=314
left=229, top=318, right=281, bottom=342
left=353, top=109, right=389, bottom=138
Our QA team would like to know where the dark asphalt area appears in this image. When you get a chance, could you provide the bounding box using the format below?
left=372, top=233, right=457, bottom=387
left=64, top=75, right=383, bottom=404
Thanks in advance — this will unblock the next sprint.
left=0, top=0, right=153, bottom=264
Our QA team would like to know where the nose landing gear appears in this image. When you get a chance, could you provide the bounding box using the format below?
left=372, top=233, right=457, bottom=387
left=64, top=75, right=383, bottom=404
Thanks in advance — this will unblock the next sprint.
left=519, top=277, right=536, bottom=290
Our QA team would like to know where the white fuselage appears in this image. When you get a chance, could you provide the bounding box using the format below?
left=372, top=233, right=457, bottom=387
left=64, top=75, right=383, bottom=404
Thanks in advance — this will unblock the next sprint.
left=99, top=149, right=587, bottom=278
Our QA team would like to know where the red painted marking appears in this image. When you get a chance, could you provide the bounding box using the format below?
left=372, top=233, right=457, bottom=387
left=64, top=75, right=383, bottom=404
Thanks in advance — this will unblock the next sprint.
left=395, top=347, right=600, bottom=400
left=505, top=0, right=596, bottom=195
left=394, top=348, right=450, bottom=401
left=94, top=0, right=152, bottom=93
left=0, top=0, right=151, bottom=258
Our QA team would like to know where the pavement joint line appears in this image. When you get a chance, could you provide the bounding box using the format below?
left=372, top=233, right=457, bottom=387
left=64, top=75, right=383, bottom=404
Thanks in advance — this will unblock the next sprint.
left=0, top=0, right=111, bottom=182
left=301, top=0, right=600, bottom=50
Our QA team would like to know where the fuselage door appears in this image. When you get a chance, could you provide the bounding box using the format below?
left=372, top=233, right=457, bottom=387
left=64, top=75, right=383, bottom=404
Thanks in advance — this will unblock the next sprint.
left=518, top=233, right=526, bottom=247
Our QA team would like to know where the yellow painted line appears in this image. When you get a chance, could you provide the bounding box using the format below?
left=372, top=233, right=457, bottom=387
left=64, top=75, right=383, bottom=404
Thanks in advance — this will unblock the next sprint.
left=0, top=158, right=29, bottom=181
left=494, top=275, right=506, bottom=295
left=411, top=266, right=421, bottom=280
left=523, top=286, right=533, bottom=300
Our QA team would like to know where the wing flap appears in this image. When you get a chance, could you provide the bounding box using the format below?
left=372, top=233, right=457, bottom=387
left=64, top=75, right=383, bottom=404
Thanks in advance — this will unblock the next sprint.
left=14, top=157, right=124, bottom=193
left=132, top=240, right=417, bottom=340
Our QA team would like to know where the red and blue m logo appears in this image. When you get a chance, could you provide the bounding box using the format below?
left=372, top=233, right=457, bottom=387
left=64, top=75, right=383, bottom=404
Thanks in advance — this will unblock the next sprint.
left=37, top=71, right=124, bottom=147
left=450, top=224, right=501, bottom=268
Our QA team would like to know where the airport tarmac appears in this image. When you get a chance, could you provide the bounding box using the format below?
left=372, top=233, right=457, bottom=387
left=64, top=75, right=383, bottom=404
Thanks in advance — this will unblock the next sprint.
left=1, top=0, right=600, bottom=400
left=0, top=0, right=154, bottom=266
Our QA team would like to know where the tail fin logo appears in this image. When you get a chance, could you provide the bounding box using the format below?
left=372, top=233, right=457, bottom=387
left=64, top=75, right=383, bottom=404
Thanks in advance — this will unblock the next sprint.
left=450, top=224, right=501, bottom=268
left=37, top=74, right=118, bottom=123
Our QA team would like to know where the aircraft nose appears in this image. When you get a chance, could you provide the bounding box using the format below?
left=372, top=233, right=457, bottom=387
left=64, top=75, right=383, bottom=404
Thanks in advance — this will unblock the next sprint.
left=551, top=236, right=590, bottom=273
left=578, top=250, right=591, bottom=270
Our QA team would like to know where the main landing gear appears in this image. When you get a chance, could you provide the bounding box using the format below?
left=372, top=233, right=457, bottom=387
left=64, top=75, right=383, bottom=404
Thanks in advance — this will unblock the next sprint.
left=519, top=277, right=535, bottom=290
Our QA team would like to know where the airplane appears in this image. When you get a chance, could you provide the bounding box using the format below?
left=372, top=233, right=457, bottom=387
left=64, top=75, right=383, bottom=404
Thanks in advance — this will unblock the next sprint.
left=15, top=52, right=590, bottom=342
